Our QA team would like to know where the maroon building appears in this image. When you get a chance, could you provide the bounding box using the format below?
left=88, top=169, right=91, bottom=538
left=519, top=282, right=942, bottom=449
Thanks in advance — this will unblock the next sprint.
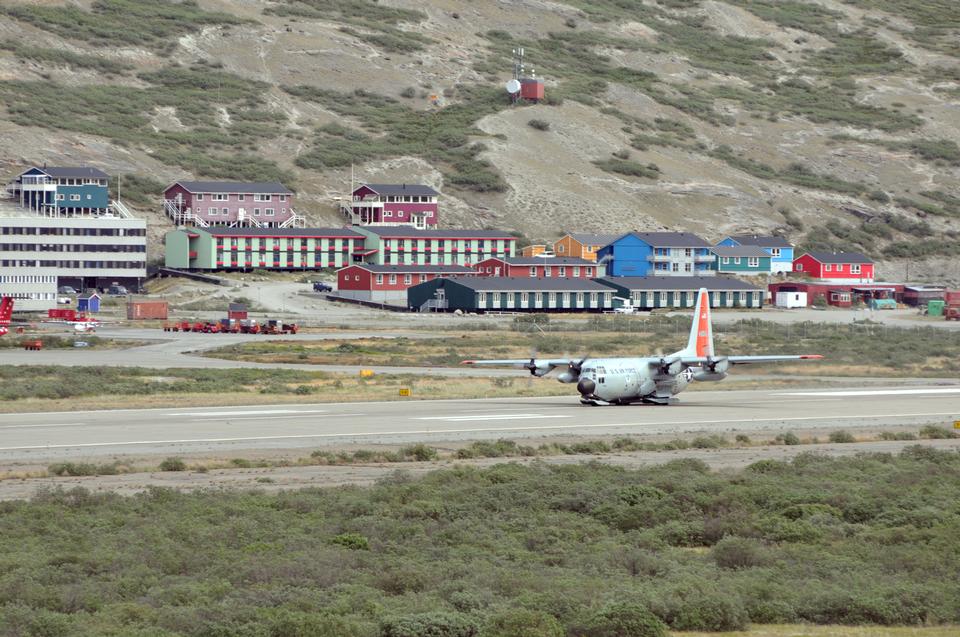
left=343, top=183, right=439, bottom=228
left=474, top=256, right=601, bottom=279
left=336, top=264, right=474, bottom=304
left=163, top=181, right=303, bottom=229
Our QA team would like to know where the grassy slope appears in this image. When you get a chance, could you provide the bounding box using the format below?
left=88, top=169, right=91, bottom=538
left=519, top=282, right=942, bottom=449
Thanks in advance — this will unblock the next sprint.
left=0, top=0, right=957, bottom=273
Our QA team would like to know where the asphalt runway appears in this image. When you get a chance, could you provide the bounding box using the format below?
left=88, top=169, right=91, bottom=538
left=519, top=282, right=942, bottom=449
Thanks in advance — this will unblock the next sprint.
left=1, top=386, right=958, bottom=463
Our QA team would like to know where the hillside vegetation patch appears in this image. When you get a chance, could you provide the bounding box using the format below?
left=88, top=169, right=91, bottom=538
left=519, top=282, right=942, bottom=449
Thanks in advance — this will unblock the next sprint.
left=1, top=0, right=249, bottom=54
left=0, top=64, right=291, bottom=182
left=286, top=85, right=508, bottom=192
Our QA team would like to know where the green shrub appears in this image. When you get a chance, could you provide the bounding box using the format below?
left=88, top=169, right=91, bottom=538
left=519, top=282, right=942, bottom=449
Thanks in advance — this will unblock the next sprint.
left=400, top=444, right=438, bottom=462
left=592, top=158, right=660, bottom=179
left=485, top=608, right=563, bottom=637
left=380, top=612, right=479, bottom=637
left=158, top=457, right=187, bottom=472
left=528, top=118, right=550, bottom=131
left=575, top=602, right=667, bottom=637
left=331, top=532, right=370, bottom=551
left=828, top=430, right=856, bottom=443
left=919, top=425, right=958, bottom=439
left=712, top=536, right=770, bottom=569
left=776, top=432, right=801, bottom=445
left=652, top=582, right=749, bottom=631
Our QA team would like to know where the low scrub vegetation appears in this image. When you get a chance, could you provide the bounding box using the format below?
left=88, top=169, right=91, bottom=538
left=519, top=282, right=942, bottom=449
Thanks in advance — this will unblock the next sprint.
left=1, top=0, right=248, bottom=54
left=0, top=64, right=291, bottom=182
left=593, top=158, right=660, bottom=179
left=265, top=0, right=432, bottom=53
left=286, top=85, right=507, bottom=192
left=2, top=448, right=959, bottom=634
left=0, top=40, right=132, bottom=75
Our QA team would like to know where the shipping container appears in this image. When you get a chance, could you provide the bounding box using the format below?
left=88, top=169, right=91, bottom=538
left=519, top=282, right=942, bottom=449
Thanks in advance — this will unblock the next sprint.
left=945, top=290, right=960, bottom=306
left=127, top=300, right=169, bottom=320
left=927, top=300, right=946, bottom=317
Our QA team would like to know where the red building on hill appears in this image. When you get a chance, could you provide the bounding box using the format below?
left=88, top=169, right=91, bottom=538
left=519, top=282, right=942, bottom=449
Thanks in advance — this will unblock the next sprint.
left=793, top=251, right=874, bottom=283
left=343, top=183, right=439, bottom=228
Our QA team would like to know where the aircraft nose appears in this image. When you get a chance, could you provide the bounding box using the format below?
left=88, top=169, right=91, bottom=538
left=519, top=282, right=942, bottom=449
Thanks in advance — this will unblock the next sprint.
left=577, top=378, right=596, bottom=396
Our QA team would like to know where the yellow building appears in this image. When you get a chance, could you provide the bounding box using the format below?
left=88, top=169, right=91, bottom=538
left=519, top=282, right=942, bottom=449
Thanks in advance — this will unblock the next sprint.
left=520, top=244, right=549, bottom=257
left=553, top=233, right=619, bottom=263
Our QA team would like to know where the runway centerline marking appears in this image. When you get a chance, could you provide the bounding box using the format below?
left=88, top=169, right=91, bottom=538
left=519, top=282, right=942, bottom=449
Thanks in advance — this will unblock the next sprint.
left=416, top=413, right=570, bottom=422
left=777, top=388, right=960, bottom=397
left=169, top=409, right=328, bottom=417
left=188, top=413, right=364, bottom=422
left=2, top=411, right=957, bottom=452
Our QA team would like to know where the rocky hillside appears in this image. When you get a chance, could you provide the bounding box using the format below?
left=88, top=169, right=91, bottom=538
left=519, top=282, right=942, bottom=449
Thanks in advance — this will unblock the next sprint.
left=0, top=0, right=957, bottom=280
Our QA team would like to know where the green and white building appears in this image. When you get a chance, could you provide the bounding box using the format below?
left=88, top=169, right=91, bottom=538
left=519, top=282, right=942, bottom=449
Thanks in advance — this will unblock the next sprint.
left=164, top=227, right=365, bottom=270
left=408, top=277, right=615, bottom=312
left=355, top=227, right=516, bottom=266
left=598, top=276, right=764, bottom=309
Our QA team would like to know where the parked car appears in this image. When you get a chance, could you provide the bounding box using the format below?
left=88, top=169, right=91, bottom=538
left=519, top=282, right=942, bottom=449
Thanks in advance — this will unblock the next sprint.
left=312, top=282, right=333, bottom=293
left=106, top=285, right=129, bottom=295
left=58, top=286, right=77, bottom=295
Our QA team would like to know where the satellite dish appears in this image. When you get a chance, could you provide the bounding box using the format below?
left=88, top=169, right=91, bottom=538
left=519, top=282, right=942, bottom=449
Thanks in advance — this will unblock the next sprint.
left=505, top=79, right=521, bottom=94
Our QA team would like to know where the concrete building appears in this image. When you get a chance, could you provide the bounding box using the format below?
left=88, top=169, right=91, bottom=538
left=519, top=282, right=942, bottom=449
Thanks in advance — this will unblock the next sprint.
left=6, top=166, right=111, bottom=216
left=355, top=227, right=516, bottom=266
left=597, top=232, right=714, bottom=277
left=163, top=181, right=303, bottom=229
left=0, top=213, right=147, bottom=309
left=597, top=276, right=764, bottom=309
left=554, top=233, right=619, bottom=262
left=408, top=277, right=615, bottom=312
left=342, top=183, right=439, bottom=228
left=164, top=227, right=365, bottom=271
left=710, top=246, right=773, bottom=275
left=474, top=256, right=601, bottom=279
left=336, top=264, right=474, bottom=304
left=717, top=235, right=794, bottom=274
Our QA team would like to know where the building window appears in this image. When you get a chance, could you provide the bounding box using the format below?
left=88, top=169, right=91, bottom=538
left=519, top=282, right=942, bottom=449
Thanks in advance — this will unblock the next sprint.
left=254, top=194, right=272, bottom=202
left=685, top=263, right=692, bottom=272
left=69, top=194, right=81, bottom=201
left=376, top=274, right=383, bottom=284
left=557, top=244, right=565, bottom=253
left=722, top=257, right=730, bottom=264
left=851, top=264, right=862, bottom=274
left=559, top=267, right=566, bottom=277
left=279, top=195, right=286, bottom=202
left=824, top=263, right=832, bottom=272
left=208, top=207, right=217, bottom=215
left=748, top=257, right=759, bottom=267
left=196, top=194, right=203, bottom=200
left=354, top=275, right=360, bottom=281
left=404, top=274, right=412, bottom=284
left=222, top=208, right=229, bottom=215
left=212, top=194, right=227, bottom=201
left=770, top=248, right=781, bottom=257
left=796, top=263, right=803, bottom=272
left=734, top=257, right=741, bottom=264
left=238, top=194, right=245, bottom=201
left=384, top=211, right=392, bottom=218
left=573, top=266, right=580, bottom=277
left=685, top=248, right=692, bottom=257
left=544, top=267, right=552, bottom=277
left=586, top=267, right=593, bottom=277
left=389, top=275, right=396, bottom=284
left=56, top=194, right=64, bottom=201
left=420, top=274, right=426, bottom=282
left=265, top=208, right=275, bottom=216
left=672, top=263, right=679, bottom=272
left=529, top=266, right=537, bottom=277
left=253, top=208, right=261, bottom=216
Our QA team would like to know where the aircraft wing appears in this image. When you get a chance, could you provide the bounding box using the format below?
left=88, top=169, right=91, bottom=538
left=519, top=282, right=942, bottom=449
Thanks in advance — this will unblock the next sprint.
left=679, top=355, right=823, bottom=365
left=461, top=358, right=571, bottom=368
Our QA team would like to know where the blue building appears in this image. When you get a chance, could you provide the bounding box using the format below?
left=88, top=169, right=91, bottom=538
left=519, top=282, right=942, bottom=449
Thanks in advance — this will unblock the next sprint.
left=596, top=232, right=713, bottom=277
left=7, top=166, right=111, bottom=215
left=716, top=234, right=794, bottom=274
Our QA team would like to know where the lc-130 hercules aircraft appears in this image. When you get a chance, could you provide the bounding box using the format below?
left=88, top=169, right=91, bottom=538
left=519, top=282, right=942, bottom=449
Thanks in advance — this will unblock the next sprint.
left=463, top=288, right=822, bottom=405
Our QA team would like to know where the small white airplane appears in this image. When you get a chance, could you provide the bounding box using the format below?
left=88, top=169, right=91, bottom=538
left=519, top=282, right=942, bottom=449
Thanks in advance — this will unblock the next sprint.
left=463, top=287, right=822, bottom=405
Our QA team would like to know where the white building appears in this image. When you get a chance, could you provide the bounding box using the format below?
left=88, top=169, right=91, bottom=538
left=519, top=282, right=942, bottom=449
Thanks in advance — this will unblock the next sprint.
left=0, top=214, right=147, bottom=310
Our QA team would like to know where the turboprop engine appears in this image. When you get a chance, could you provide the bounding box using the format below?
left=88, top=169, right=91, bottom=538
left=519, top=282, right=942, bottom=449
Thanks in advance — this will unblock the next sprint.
left=524, top=358, right=554, bottom=377
left=693, top=356, right=729, bottom=382
left=558, top=357, right=587, bottom=384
